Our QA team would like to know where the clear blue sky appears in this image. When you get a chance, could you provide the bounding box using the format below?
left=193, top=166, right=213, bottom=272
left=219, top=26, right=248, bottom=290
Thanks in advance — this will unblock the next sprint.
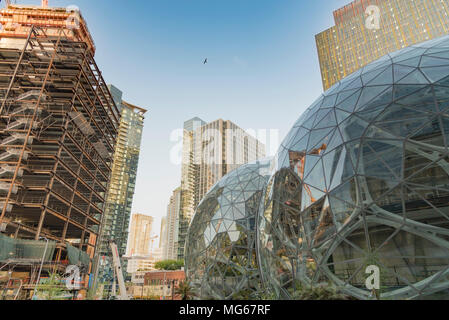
left=22, top=0, right=349, bottom=239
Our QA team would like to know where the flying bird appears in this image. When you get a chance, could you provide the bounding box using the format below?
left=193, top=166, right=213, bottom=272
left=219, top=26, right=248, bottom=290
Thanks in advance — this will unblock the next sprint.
left=203, top=58, right=208, bottom=64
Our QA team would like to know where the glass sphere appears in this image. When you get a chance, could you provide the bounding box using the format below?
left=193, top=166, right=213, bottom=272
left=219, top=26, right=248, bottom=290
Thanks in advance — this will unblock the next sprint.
left=257, top=35, right=449, bottom=300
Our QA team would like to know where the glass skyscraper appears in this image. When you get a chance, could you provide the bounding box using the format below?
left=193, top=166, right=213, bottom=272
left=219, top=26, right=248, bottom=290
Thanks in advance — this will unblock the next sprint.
left=177, top=118, right=266, bottom=260
left=95, top=85, right=146, bottom=290
left=316, top=0, right=449, bottom=91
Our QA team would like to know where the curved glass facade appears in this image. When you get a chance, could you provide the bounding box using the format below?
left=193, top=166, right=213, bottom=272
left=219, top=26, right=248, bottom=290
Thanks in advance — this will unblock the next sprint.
left=185, top=159, right=271, bottom=299
left=186, top=35, right=449, bottom=300
left=258, top=35, right=449, bottom=300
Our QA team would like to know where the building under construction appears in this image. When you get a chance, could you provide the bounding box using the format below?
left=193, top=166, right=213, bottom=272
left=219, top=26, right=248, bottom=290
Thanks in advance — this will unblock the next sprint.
left=0, top=3, right=120, bottom=299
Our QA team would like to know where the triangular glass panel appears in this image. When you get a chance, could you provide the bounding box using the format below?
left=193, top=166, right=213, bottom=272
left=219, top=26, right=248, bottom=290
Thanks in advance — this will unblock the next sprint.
left=420, top=55, right=449, bottom=68
left=420, top=66, right=449, bottom=82
left=339, top=115, right=370, bottom=142
left=363, top=139, right=403, bottom=180
left=393, top=84, right=428, bottom=101
left=314, top=110, right=337, bottom=129
left=424, top=48, right=449, bottom=56
left=304, top=159, right=326, bottom=192
left=345, top=141, right=361, bottom=172
left=364, top=56, right=392, bottom=74
left=328, top=180, right=359, bottom=226
left=365, top=123, right=400, bottom=140
left=325, top=128, right=343, bottom=153
left=321, top=94, right=338, bottom=109
left=335, top=109, right=352, bottom=125
left=375, top=115, right=434, bottom=138
left=394, top=56, right=422, bottom=68
left=435, top=74, right=449, bottom=87
left=357, top=86, right=394, bottom=113
left=307, top=128, right=335, bottom=152
left=392, top=47, right=427, bottom=63
left=355, top=103, right=390, bottom=123
left=362, top=66, right=389, bottom=85
left=342, top=76, right=363, bottom=91
left=301, top=184, right=326, bottom=211
left=376, top=102, right=433, bottom=123
left=336, top=88, right=360, bottom=105
left=395, top=86, right=437, bottom=114
left=335, top=88, right=361, bottom=113
left=303, top=155, right=320, bottom=180
left=393, top=64, right=416, bottom=82
left=409, top=116, right=445, bottom=148
left=325, top=82, right=342, bottom=96
left=322, top=148, right=340, bottom=190
left=312, top=109, right=332, bottom=128
left=397, top=69, right=430, bottom=84
left=289, top=134, right=309, bottom=153
left=325, top=146, right=346, bottom=191
left=367, top=66, right=393, bottom=86
left=355, top=85, right=391, bottom=111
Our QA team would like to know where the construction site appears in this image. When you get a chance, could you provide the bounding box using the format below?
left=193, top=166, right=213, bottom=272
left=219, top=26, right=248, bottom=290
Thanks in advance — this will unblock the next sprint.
left=0, top=1, right=120, bottom=299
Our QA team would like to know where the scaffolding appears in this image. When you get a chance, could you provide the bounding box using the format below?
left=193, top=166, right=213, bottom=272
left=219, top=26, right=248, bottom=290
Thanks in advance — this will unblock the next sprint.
left=0, top=25, right=120, bottom=296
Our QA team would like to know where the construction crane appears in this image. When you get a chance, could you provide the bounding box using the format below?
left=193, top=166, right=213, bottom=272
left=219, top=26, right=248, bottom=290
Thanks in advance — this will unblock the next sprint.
left=109, top=240, right=131, bottom=300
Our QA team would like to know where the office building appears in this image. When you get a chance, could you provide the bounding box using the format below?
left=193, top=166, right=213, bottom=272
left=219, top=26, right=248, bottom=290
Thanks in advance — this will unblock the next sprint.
left=177, top=118, right=266, bottom=260
left=95, top=85, right=146, bottom=286
left=316, top=0, right=449, bottom=90
left=127, top=214, right=154, bottom=256
left=159, top=216, right=167, bottom=255
left=164, top=187, right=181, bottom=260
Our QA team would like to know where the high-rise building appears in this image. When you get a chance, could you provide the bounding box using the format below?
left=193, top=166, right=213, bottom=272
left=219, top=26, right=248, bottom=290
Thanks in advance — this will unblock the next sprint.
left=316, top=0, right=449, bottom=91
left=163, top=187, right=181, bottom=260
left=127, top=214, right=154, bottom=256
left=0, top=3, right=119, bottom=297
left=159, top=216, right=167, bottom=252
left=95, top=85, right=146, bottom=285
left=177, top=118, right=266, bottom=259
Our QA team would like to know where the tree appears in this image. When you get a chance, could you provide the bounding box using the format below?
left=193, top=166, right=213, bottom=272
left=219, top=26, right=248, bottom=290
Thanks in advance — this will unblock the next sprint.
left=154, top=259, right=184, bottom=271
left=34, top=273, right=72, bottom=300
left=289, top=281, right=356, bottom=300
left=175, top=280, right=194, bottom=300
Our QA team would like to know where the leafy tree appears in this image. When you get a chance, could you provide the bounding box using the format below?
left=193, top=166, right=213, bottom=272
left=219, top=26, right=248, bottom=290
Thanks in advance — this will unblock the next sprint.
left=289, top=281, right=356, bottom=300
left=34, top=273, right=72, bottom=300
left=154, top=259, right=184, bottom=271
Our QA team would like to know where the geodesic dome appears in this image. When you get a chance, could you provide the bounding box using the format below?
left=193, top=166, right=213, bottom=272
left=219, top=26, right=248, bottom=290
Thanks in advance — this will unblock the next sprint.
left=257, top=35, right=449, bottom=300
left=185, top=159, right=272, bottom=300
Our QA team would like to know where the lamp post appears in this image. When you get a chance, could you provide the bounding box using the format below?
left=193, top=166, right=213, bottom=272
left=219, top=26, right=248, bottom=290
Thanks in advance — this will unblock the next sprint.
left=32, top=237, right=49, bottom=300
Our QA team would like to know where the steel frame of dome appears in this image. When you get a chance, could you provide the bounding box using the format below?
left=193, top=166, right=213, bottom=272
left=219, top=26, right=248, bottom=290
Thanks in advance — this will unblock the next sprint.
left=185, top=159, right=272, bottom=300
left=258, top=35, right=449, bottom=300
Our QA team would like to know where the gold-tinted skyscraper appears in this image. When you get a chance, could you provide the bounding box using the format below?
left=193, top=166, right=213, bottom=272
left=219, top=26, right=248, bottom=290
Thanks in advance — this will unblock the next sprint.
left=316, top=0, right=449, bottom=91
